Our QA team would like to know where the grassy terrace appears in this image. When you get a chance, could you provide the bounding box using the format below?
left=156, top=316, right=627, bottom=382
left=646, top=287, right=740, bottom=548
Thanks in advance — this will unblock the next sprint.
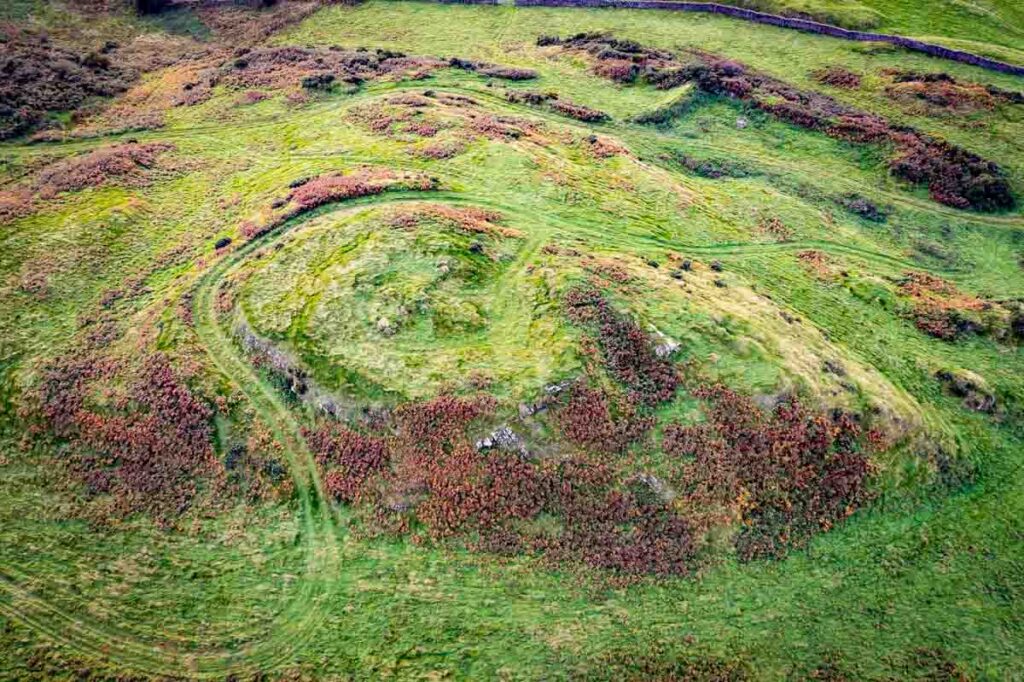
left=0, top=1, right=1022, bottom=679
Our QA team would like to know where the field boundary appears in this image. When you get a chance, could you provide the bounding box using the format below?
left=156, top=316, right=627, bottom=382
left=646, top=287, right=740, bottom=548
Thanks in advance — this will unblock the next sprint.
left=430, top=0, right=1024, bottom=77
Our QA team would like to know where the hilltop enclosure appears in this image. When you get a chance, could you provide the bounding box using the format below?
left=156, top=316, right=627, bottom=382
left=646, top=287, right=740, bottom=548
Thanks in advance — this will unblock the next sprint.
left=1, top=0, right=1023, bottom=679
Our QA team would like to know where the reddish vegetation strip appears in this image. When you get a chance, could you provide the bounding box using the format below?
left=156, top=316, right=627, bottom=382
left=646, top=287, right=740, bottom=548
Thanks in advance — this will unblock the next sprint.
left=564, top=284, right=680, bottom=405
left=448, top=57, right=539, bottom=81
left=549, top=99, right=610, bottom=122
left=387, top=204, right=521, bottom=237
left=813, top=66, right=861, bottom=89
left=33, top=143, right=175, bottom=198
left=664, top=385, right=869, bottom=560
left=541, top=33, right=1014, bottom=211
left=239, top=168, right=438, bottom=240
left=897, top=271, right=992, bottom=341
left=883, top=70, right=1024, bottom=114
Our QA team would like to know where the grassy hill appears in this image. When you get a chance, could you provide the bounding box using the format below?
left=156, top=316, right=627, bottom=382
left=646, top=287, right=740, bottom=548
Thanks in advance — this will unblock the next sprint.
left=0, top=1, right=1022, bottom=679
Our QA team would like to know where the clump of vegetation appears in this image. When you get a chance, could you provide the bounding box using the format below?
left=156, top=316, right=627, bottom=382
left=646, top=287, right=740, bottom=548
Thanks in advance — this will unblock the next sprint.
left=895, top=271, right=1012, bottom=341
left=36, top=353, right=219, bottom=523
left=934, top=369, right=997, bottom=413
left=555, top=383, right=653, bottom=454
left=883, top=69, right=1024, bottom=114
left=33, top=142, right=175, bottom=198
left=447, top=57, right=538, bottom=81
left=664, top=384, right=871, bottom=560
left=670, top=153, right=758, bottom=179
left=836, top=193, right=889, bottom=222
left=813, top=65, right=862, bottom=89
left=563, top=285, right=679, bottom=406
left=239, top=167, right=437, bottom=240
left=0, top=142, right=175, bottom=224
left=219, top=46, right=444, bottom=93
left=0, top=28, right=133, bottom=139
left=305, top=423, right=389, bottom=504
left=549, top=99, right=610, bottom=123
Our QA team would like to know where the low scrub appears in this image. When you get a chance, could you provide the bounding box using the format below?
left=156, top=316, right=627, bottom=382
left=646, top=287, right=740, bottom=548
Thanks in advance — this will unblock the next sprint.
left=33, top=143, right=175, bottom=198
left=564, top=285, right=679, bottom=405
left=240, top=167, right=437, bottom=241
left=813, top=66, right=862, bottom=89
left=549, top=99, right=609, bottom=123
left=542, top=34, right=1015, bottom=211
left=0, top=143, right=175, bottom=224
left=448, top=57, right=538, bottom=81
left=883, top=70, right=1024, bottom=114
left=36, top=353, right=219, bottom=523
left=664, top=384, right=870, bottom=560
left=0, top=28, right=133, bottom=139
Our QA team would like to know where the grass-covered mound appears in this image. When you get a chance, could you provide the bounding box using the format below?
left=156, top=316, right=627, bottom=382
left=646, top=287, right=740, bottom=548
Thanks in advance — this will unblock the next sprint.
left=1, top=1, right=1023, bottom=679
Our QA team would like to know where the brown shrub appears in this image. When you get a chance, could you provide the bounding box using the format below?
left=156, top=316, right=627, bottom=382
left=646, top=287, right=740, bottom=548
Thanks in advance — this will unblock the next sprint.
left=549, top=99, right=610, bottom=123
left=666, top=384, right=870, bottom=560
left=555, top=384, right=654, bottom=454
left=813, top=66, right=862, bottom=89
left=219, top=46, right=445, bottom=93
left=0, top=29, right=133, bottom=139
left=284, top=168, right=436, bottom=212
left=306, top=424, right=389, bottom=503
left=33, top=142, right=174, bottom=199
left=564, top=285, right=680, bottom=406
left=37, top=353, right=218, bottom=523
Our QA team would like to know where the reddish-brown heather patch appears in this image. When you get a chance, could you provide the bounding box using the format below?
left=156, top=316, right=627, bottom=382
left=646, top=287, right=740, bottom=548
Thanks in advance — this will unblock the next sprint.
left=0, top=187, right=34, bottom=224
left=757, top=215, right=793, bottom=241
left=36, top=352, right=219, bottom=524
left=555, top=384, right=654, bottom=454
left=0, top=142, right=176, bottom=224
left=549, top=99, right=610, bottom=123
left=665, top=384, right=870, bottom=560
left=32, top=142, right=175, bottom=199
left=387, top=204, right=520, bottom=238
left=882, top=70, right=1023, bottom=114
left=305, top=424, right=389, bottom=504
left=563, top=285, right=680, bottom=406
left=418, top=141, right=465, bottom=160
left=797, top=249, right=835, bottom=280
left=813, top=66, right=862, bottom=89
left=896, top=271, right=991, bottom=340
left=239, top=168, right=437, bottom=242
left=541, top=34, right=1014, bottom=212
left=584, top=134, right=629, bottom=159
left=237, top=90, right=270, bottom=105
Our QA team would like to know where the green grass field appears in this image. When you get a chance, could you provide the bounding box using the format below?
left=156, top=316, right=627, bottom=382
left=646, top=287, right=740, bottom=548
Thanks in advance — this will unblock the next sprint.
left=0, top=1, right=1022, bottom=679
